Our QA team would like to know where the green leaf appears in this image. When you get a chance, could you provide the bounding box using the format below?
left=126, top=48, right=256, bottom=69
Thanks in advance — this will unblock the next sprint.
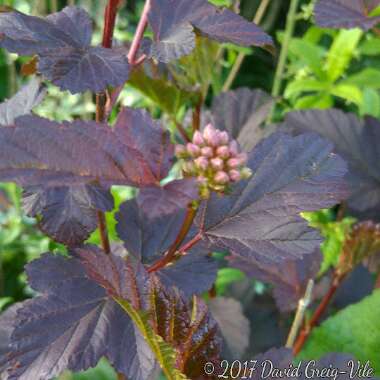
left=299, top=290, right=380, bottom=375
left=115, top=298, right=188, bottom=380
left=284, top=78, right=329, bottom=99
left=359, top=88, right=380, bottom=117
left=359, top=37, right=380, bottom=56
left=341, top=68, right=380, bottom=89
left=326, top=29, right=363, bottom=82
left=330, top=84, right=363, bottom=105
left=128, top=67, right=198, bottom=116
left=288, top=38, right=326, bottom=78
left=215, top=268, right=245, bottom=295
left=294, top=93, right=333, bottom=109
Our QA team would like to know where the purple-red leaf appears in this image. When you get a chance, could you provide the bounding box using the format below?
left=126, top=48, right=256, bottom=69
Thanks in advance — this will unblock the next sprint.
left=314, top=0, right=380, bottom=30
left=199, top=132, right=348, bottom=267
left=0, top=112, right=172, bottom=188
left=137, top=179, right=198, bottom=219
left=23, top=184, right=113, bottom=246
left=0, top=78, right=46, bottom=125
left=0, top=6, right=129, bottom=93
left=211, top=88, right=275, bottom=151
left=209, top=297, right=250, bottom=357
left=1, top=253, right=156, bottom=380
left=283, top=109, right=380, bottom=221
left=116, top=199, right=188, bottom=263
left=229, top=250, right=323, bottom=312
left=145, top=0, right=273, bottom=62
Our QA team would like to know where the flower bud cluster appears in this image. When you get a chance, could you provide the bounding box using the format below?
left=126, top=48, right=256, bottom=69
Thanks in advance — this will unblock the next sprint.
left=175, top=124, right=252, bottom=199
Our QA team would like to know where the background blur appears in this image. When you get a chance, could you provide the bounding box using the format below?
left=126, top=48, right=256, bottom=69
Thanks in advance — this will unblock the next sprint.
left=1, top=0, right=379, bottom=379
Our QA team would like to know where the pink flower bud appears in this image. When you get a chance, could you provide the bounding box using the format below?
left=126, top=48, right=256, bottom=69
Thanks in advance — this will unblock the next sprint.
left=210, top=157, right=224, bottom=171
left=183, top=161, right=196, bottom=174
left=203, top=124, right=220, bottom=147
left=229, top=170, right=241, bottom=182
left=186, top=143, right=201, bottom=157
left=214, top=171, right=229, bottom=184
left=229, top=140, right=239, bottom=157
left=175, top=144, right=186, bottom=157
left=227, top=158, right=241, bottom=169
left=219, top=131, right=229, bottom=145
left=236, top=152, right=248, bottom=165
left=195, top=156, right=209, bottom=171
left=197, top=176, right=208, bottom=185
left=193, top=131, right=204, bottom=146
left=201, top=146, right=214, bottom=158
left=217, top=146, right=230, bottom=159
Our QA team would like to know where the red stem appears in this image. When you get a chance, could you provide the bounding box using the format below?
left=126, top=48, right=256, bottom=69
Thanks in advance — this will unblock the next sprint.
left=147, top=208, right=200, bottom=273
left=102, top=0, right=120, bottom=48
left=128, top=0, right=151, bottom=64
left=293, top=272, right=345, bottom=355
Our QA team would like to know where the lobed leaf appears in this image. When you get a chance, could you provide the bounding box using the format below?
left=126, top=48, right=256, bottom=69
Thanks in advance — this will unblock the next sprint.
left=314, top=0, right=380, bottom=30
left=283, top=109, right=380, bottom=221
left=0, top=78, right=46, bottom=126
left=144, top=0, right=273, bottom=62
left=199, top=132, right=348, bottom=267
left=229, top=250, right=323, bottom=312
left=1, top=253, right=156, bottom=380
left=211, top=88, right=275, bottom=151
left=137, top=179, right=198, bottom=219
left=0, top=6, right=129, bottom=93
left=23, top=184, right=113, bottom=246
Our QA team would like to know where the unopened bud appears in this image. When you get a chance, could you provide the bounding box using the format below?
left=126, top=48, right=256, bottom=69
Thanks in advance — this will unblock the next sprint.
left=240, top=167, right=253, bottom=180
left=201, top=146, right=214, bottom=158
left=210, top=157, right=224, bottom=171
left=229, top=140, right=239, bottom=156
left=219, top=131, right=229, bottom=145
left=227, top=158, right=241, bottom=169
left=217, top=146, right=230, bottom=159
left=193, top=130, right=204, bottom=146
left=229, top=170, right=241, bottom=182
left=195, top=156, right=209, bottom=171
left=183, top=161, right=196, bottom=174
left=197, top=176, right=207, bottom=185
left=204, top=124, right=220, bottom=146
left=186, top=143, right=201, bottom=157
left=175, top=144, right=187, bottom=158
left=236, top=152, right=248, bottom=165
left=214, top=171, right=229, bottom=184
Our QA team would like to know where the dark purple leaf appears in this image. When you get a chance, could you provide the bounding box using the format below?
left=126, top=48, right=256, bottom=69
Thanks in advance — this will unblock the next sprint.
left=314, top=0, right=380, bottom=30
left=0, top=304, right=22, bottom=378
left=156, top=251, right=218, bottom=297
left=2, top=253, right=156, bottom=380
left=251, top=347, right=293, bottom=380
left=75, top=245, right=150, bottom=309
left=211, top=88, right=275, bottom=151
left=137, top=179, right=198, bottom=219
left=0, top=112, right=172, bottom=188
left=114, top=107, right=174, bottom=181
left=0, top=78, right=46, bottom=126
left=229, top=250, right=323, bottom=312
left=0, top=6, right=129, bottom=93
left=145, top=0, right=273, bottom=62
left=116, top=199, right=187, bottom=263
left=23, top=184, right=113, bottom=246
left=199, top=132, right=348, bottom=267
left=208, top=297, right=250, bottom=357
left=283, top=109, right=380, bottom=221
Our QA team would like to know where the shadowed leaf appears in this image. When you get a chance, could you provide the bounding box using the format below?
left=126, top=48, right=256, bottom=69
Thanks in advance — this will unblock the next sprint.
left=283, top=109, right=380, bottom=221
left=314, top=0, right=380, bottom=30
left=0, top=78, right=46, bottom=126
left=144, top=0, right=273, bottom=62
left=0, top=7, right=129, bottom=93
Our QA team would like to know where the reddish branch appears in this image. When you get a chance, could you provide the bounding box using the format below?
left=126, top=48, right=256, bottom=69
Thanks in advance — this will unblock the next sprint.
left=128, top=0, right=151, bottom=64
left=95, top=0, right=121, bottom=255
left=148, top=207, right=201, bottom=273
left=293, top=272, right=346, bottom=355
